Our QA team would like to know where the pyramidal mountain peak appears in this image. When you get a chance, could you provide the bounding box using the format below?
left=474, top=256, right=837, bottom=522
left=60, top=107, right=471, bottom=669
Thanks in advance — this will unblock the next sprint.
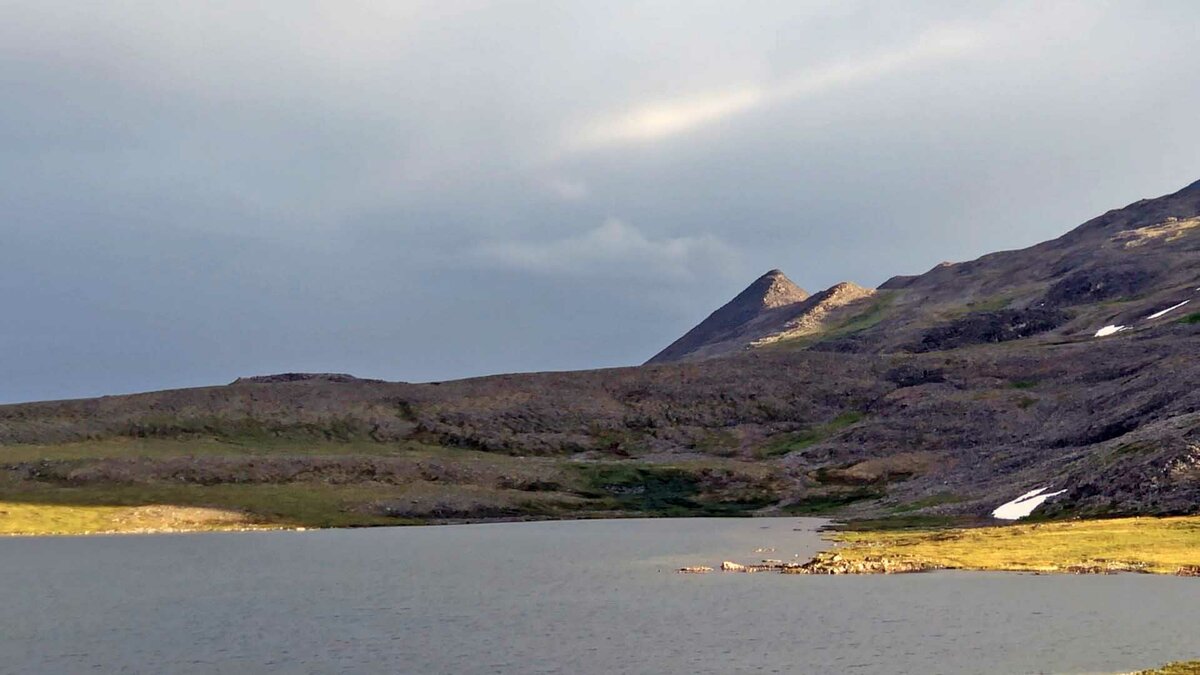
left=744, top=268, right=809, bottom=309
left=645, top=269, right=809, bottom=365
left=647, top=273, right=880, bottom=364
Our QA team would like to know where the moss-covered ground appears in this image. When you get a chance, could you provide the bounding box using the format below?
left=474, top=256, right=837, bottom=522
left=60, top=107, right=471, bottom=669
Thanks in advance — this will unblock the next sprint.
left=0, top=438, right=785, bottom=534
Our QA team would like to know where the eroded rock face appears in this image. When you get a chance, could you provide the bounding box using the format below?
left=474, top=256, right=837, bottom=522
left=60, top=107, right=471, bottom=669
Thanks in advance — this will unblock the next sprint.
left=750, top=282, right=877, bottom=348
left=911, top=308, right=1070, bottom=352
left=1043, top=264, right=1158, bottom=307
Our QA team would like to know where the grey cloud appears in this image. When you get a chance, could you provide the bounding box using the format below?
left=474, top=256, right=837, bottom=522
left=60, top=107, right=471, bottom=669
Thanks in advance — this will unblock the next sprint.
left=2, top=1, right=1199, bottom=402
left=472, top=218, right=742, bottom=281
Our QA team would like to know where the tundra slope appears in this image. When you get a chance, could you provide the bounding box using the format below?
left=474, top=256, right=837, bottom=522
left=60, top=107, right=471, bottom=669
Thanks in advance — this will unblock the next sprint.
left=2, top=180, right=1200, bottom=524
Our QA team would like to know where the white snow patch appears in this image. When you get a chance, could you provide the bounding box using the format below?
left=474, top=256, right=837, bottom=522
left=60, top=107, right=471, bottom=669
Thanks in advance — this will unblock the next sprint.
left=1094, top=325, right=1127, bottom=337
left=991, top=487, right=1067, bottom=520
left=1145, top=300, right=1190, bottom=320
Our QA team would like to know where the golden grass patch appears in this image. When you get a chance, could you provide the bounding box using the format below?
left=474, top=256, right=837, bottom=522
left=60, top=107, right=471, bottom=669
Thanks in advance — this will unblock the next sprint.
left=831, top=516, right=1200, bottom=574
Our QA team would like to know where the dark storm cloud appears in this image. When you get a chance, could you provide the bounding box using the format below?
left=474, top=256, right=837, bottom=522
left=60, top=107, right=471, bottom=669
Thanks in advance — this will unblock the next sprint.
left=2, top=1, right=1199, bottom=402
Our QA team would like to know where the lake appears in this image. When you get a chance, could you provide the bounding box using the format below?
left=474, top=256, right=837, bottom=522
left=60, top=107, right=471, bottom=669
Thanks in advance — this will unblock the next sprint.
left=1, top=518, right=1197, bottom=674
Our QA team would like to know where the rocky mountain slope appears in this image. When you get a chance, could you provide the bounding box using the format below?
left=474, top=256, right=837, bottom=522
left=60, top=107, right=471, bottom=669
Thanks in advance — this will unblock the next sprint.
left=2, top=180, right=1199, bottom=525
left=651, top=179, right=1200, bottom=362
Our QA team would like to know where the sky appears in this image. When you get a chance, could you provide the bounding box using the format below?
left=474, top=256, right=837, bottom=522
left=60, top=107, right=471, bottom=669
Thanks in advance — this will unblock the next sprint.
left=3, top=1, right=1199, bottom=403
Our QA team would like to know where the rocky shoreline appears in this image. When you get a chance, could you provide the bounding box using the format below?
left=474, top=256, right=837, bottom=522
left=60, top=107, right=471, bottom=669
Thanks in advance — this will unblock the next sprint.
left=678, top=552, right=943, bottom=575
left=680, top=552, right=1200, bottom=576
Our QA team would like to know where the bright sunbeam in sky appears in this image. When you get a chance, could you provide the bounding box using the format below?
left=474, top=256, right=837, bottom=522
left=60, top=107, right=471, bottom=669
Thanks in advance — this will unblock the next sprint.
left=567, top=24, right=983, bottom=152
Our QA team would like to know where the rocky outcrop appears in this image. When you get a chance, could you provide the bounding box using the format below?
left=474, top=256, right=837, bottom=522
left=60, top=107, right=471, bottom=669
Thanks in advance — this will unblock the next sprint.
left=910, top=308, right=1070, bottom=352
left=750, top=282, right=876, bottom=347
left=691, top=552, right=946, bottom=575
left=701, top=559, right=804, bottom=573
left=690, top=547, right=1198, bottom=577
left=884, top=364, right=946, bottom=388
left=1042, top=263, right=1159, bottom=307
left=782, top=552, right=946, bottom=575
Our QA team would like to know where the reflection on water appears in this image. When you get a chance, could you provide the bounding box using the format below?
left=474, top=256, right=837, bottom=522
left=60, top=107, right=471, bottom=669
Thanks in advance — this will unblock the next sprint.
left=2, top=518, right=1197, bottom=674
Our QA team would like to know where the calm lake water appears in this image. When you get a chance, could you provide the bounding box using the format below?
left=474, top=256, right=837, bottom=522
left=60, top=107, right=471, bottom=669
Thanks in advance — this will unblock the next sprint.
left=1, top=518, right=1197, bottom=674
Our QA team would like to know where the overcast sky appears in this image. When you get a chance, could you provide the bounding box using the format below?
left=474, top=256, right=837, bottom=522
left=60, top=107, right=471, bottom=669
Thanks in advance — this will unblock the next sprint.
left=2, top=1, right=1199, bottom=403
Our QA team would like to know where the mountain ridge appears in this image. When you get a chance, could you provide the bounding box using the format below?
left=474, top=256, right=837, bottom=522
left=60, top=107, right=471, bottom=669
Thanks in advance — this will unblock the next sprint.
left=2, top=178, right=1199, bottom=527
left=648, top=178, right=1200, bottom=362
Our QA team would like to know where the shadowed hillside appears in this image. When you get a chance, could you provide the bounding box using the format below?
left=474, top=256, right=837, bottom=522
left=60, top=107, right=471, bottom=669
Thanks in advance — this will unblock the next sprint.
left=2, top=180, right=1199, bottom=531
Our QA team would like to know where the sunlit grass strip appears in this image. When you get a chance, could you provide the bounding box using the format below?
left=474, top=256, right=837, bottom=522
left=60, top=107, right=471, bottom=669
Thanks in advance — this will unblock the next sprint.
left=829, top=516, right=1200, bottom=574
left=0, top=501, right=270, bottom=536
left=0, top=483, right=408, bottom=535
